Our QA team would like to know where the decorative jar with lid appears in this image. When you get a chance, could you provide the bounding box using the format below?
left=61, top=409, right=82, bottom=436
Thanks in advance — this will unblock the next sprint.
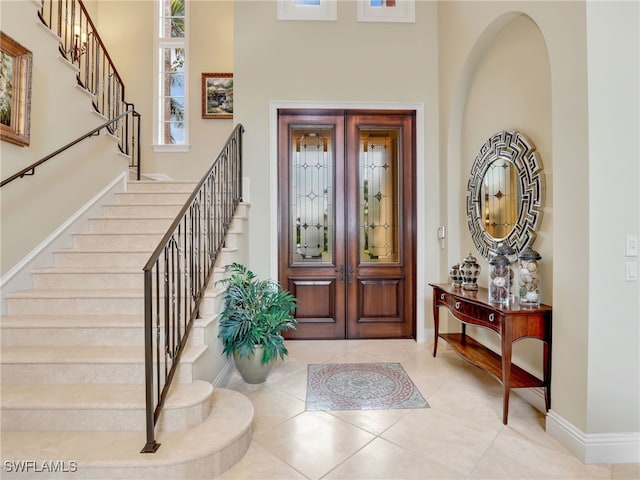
left=449, top=263, right=463, bottom=289
left=460, top=253, right=480, bottom=291
left=518, top=246, right=541, bottom=307
left=489, top=252, right=510, bottom=305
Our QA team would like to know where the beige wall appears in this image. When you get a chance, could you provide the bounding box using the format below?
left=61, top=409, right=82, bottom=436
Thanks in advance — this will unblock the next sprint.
left=89, top=0, right=234, bottom=180
left=585, top=0, right=639, bottom=437
left=0, top=0, right=130, bottom=276
left=234, top=0, right=439, bottom=276
left=234, top=0, right=639, bottom=447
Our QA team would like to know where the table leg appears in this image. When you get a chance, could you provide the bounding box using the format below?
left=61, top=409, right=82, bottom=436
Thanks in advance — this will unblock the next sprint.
left=501, top=331, right=513, bottom=425
left=433, top=303, right=439, bottom=357
left=543, top=340, right=551, bottom=411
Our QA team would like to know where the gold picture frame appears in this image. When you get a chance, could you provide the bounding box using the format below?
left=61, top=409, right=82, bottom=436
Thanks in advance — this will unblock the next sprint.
left=201, top=72, right=233, bottom=119
left=1, top=32, right=33, bottom=146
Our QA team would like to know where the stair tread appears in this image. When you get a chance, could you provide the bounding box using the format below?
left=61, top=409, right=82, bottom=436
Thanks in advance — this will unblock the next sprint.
left=1, top=381, right=213, bottom=409
left=6, top=289, right=145, bottom=299
left=0, top=389, right=252, bottom=469
left=54, top=248, right=154, bottom=253
left=104, top=203, right=187, bottom=207
left=1, top=344, right=206, bottom=363
left=0, top=314, right=143, bottom=328
left=32, top=267, right=143, bottom=273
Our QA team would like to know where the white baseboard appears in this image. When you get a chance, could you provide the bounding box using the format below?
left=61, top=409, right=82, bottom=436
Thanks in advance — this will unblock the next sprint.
left=514, top=386, right=548, bottom=414
left=546, top=410, right=640, bottom=464
left=212, top=358, right=235, bottom=389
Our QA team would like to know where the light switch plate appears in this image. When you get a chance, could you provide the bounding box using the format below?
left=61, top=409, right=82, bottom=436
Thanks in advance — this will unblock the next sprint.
left=626, top=262, right=638, bottom=282
left=626, top=235, right=638, bottom=257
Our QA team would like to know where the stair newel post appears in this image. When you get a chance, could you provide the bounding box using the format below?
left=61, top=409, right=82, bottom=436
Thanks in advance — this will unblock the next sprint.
left=141, top=267, right=160, bottom=453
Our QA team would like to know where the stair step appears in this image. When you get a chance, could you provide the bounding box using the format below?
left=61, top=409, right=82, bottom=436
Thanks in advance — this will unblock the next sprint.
left=115, top=191, right=192, bottom=205
left=72, top=232, right=164, bottom=249
left=0, top=344, right=206, bottom=384
left=1, top=381, right=213, bottom=432
left=0, top=388, right=252, bottom=479
left=0, top=314, right=143, bottom=346
left=53, top=249, right=152, bottom=268
left=32, top=267, right=144, bottom=290
left=0, top=314, right=213, bottom=347
left=5, top=289, right=146, bottom=315
left=126, top=181, right=197, bottom=193
left=103, top=204, right=184, bottom=218
left=87, top=217, right=175, bottom=234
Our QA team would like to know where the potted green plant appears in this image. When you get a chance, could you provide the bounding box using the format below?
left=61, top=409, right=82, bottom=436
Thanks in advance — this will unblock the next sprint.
left=217, top=263, right=298, bottom=383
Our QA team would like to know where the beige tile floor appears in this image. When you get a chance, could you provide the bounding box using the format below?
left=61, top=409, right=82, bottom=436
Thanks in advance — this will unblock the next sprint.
left=218, top=339, right=639, bottom=480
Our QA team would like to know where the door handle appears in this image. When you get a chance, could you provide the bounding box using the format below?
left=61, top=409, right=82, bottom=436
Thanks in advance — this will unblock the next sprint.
left=348, top=265, right=358, bottom=284
left=336, top=264, right=345, bottom=284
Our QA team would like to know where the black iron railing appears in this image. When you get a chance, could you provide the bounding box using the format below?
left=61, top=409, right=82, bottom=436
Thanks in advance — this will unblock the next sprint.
left=37, top=0, right=139, bottom=172
left=141, top=124, right=244, bottom=453
left=0, top=106, right=140, bottom=187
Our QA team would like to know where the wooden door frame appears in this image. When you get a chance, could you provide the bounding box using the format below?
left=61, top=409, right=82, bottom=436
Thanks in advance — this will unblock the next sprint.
left=269, top=101, right=428, bottom=343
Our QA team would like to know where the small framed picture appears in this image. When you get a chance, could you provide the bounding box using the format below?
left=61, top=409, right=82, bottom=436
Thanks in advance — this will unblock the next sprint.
left=357, top=0, right=415, bottom=23
left=277, top=0, right=337, bottom=21
left=201, top=73, right=233, bottom=119
left=0, top=32, right=33, bottom=146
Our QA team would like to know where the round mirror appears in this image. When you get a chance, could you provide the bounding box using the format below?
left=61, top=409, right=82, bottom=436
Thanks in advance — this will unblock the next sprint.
left=479, top=157, right=519, bottom=240
left=466, top=130, right=544, bottom=260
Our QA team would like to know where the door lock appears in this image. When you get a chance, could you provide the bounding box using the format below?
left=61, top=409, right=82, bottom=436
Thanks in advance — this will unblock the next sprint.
left=336, top=264, right=345, bottom=284
left=348, top=265, right=358, bottom=284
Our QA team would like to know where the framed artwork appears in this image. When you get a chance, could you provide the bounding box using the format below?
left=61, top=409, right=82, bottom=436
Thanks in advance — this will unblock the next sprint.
left=277, top=0, right=337, bottom=21
left=357, top=0, right=415, bottom=23
left=0, top=32, right=33, bottom=146
left=201, top=72, right=233, bottom=119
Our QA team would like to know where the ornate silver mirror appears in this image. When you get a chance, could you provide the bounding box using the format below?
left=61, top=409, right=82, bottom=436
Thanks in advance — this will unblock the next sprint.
left=466, top=130, right=544, bottom=260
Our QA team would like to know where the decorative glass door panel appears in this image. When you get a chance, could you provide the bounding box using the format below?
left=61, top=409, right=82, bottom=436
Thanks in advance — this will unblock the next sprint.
left=279, top=111, right=415, bottom=340
left=290, top=128, right=333, bottom=264
left=359, top=129, right=399, bottom=263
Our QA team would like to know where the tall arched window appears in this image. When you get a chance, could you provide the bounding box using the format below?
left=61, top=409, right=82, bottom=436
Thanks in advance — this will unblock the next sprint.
left=154, top=0, right=188, bottom=150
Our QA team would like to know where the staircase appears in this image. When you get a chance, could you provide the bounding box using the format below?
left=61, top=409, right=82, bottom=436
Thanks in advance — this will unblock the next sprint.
left=0, top=181, right=253, bottom=479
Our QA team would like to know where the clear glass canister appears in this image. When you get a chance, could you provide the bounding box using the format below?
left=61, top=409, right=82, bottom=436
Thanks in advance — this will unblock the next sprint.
left=489, top=253, right=510, bottom=305
left=518, top=246, right=541, bottom=307
left=495, top=243, right=516, bottom=303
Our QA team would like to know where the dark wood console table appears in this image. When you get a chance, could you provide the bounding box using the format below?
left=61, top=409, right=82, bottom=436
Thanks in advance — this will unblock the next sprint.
left=430, top=282, right=552, bottom=424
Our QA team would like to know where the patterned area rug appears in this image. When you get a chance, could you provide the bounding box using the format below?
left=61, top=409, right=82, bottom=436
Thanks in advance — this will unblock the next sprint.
left=305, top=363, right=429, bottom=411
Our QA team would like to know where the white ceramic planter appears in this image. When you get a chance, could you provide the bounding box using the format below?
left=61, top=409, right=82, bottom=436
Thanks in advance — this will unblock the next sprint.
left=233, top=346, right=274, bottom=384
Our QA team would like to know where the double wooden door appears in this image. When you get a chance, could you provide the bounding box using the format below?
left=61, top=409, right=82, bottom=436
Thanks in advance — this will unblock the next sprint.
left=278, top=110, right=416, bottom=339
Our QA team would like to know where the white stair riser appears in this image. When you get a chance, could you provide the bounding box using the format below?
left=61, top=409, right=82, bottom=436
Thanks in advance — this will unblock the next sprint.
left=1, top=362, right=194, bottom=385
left=103, top=204, right=184, bottom=218
left=7, top=297, right=144, bottom=315
left=2, top=397, right=210, bottom=432
left=115, top=192, right=191, bottom=205
left=1, top=324, right=207, bottom=347
left=197, top=291, right=224, bottom=317
left=88, top=218, right=173, bottom=234
left=1, top=326, right=144, bottom=347
left=126, top=182, right=197, bottom=193
left=73, top=233, right=163, bottom=250
left=215, top=247, right=239, bottom=269
left=32, top=272, right=144, bottom=290
left=74, top=232, right=232, bottom=251
left=222, top=231, right=242, bottom=249
left=53, top=251, right=151, bottom=268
